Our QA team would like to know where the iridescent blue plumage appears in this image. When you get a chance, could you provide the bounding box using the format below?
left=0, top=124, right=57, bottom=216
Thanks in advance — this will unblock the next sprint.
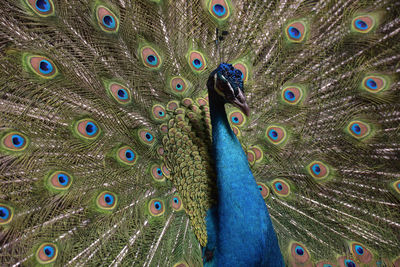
left=203, top=64, right=283, bottom=266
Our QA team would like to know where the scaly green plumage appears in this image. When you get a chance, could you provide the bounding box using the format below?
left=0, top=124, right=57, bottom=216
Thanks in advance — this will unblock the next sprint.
left=0, top=0, right=399, bottom=266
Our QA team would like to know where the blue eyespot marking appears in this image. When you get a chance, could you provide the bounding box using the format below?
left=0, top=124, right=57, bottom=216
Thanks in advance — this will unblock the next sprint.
left=288, top=26, right=301, bottom=39
left=351, top=124, right=361, bottom=135
left=312, top=164, right=321, bottom=175
left=275, top=182, right=283, bottom=191
left=85, top=122, right=98, bottom=136
left=57, top=174, right=69, bottom=186
left=11, top=134, right=25, bottom=148
left=103, top=15, right=116, bottom=29
left=147, top=55, right=158, bottom=66
left=258, top=185, right=263, bottom=191
left=193, top=59, right=202, bottom=69
left=43, top=245, right=55, bottom=257
left=295, top=246, right=304, bottom=256
left=125, top=149, right=135, bottom=161
left=145, top=132, right=153, bottom=142
left=345, top=259, right=356, bottom=267
left=158, top=111, right=165, bottom=117
left=323, top=265, right=332, bottom=267
left=355, top=19, right=368, bottom=30
left=36, top=0, right=51, bottom=12
left=117, top=89, right=128, bottom=100
left=173, top=197, right=179, bottom=204
left=39, top=60, right=53, bottom=74
left=157, top=168, right=162, bottom=176
left=285, top=90, right=295, bottom=101
left=176, top=83, right=182, bottom=90
left=213, top=4, right=226, bottom=16
left=232, top=116, right=239, bottom=123
left=355, top=245, right=364, bottom=255
left=366, top=79, right=377, bottom=90
left=104, top=194, right=114, bottom=205
left=0, top=207, right=10, bottom=219
left=154, top=201, right=162, bottom=210
left=268, top=129, right=278, bottom=140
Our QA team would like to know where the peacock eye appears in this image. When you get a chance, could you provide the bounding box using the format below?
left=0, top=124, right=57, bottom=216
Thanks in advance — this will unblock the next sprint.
left=188, top=51, right=206, bottom=73
left=290, top=243, right=310, bottom=264
left=170, top=77, right=188, bottom=94
left=350, top=242, right=373, bottom=264
left=307, top=161, right=330, bottom=180
left=149, top=199, right=165, bottom=216
left=151, top=165, right=164, bottom=181
left=152, top=104, right=167, bottom=121
left=1, top=132, right=29, bottom=152
left=75, top=119, right=100, bottom=140
left=271, top=179, right=290, bottom=197
left=36, top=243, right=58, bottom=264
left=229, top=111, right=245, bottom=126
left=47, top=171, right=73, bottom=191
left=265, top=125, right=287, bottom=145
left=141, top=46, right=161, bottom=69
left=346, top=120, right=371, bottom=140
left=352, top=15, right=374, bottom=33
left=208, top=0, right=230, bottom=20
left=96, top=191, right=117, bottom=211
left=138, top=129, right=155, bottom=145
left=96, top=6, right=119, bottom=32
left=257, top=183, right=269, bottom=199
left=285, top=21, right=306, bottom=42
left=26, top=55, right=57, bottom=78
left=362, top=75, right=388, bottom=93
left=0, top=205, right=13, bottom=225
left=344, top=259, right=356, bottom=267
left=117, top=146, right=137, bottom=165
left=171, top=195, right=183, bottom=211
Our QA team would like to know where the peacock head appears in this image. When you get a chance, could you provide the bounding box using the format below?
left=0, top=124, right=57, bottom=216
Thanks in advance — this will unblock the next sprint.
left=208, top=63, right=249, bottom=116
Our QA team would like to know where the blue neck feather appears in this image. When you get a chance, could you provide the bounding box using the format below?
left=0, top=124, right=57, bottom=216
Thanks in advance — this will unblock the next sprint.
left=206, top=88, right=283, bottom=266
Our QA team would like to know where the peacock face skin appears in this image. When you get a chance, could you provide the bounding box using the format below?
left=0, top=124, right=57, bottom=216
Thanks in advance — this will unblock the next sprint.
left=212, top=63, right=250, bottom=116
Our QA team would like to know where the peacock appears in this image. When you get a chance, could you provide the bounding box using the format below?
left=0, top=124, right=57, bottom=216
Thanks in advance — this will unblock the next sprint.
left=0, top=0, right=399, bottom=266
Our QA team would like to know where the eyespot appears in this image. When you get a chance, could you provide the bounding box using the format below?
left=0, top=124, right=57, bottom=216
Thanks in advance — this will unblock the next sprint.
left=36, top=243, right=58, bottom=264
left=285, top=21, right=306, bottom=43
left=26, top=55, right=57, bottom=79
left=167, top=101, right=179, bottom=112
left=290, top=243, right=310, bottom=263
left=0, top=204, right=13, bottom=225
left=182, top=98, right=193, bottom=107
left=346, top=120, right=371, bottom=140
left=157, top=146, right=164, bottom=156
left=171, top=195, right=183, bottom=211
left=233, top=63, right=248, bottom=82
left=352, top=15, right=374, bottom=33
left=250, top=146, right=263, bottom=163
left=229, top=111, right=246, bottom=126
left=1, top=132, right=29, bottom=152
left=138, top=128, right=155, bottom=145
left=151, top=165, right=164, bottom=181
left=117, top=146, right=137, bottom=165
left=96, top=191, right=117, bottom=210
left=271, top=179, right=290, bottom=197
left=282, top=86, right=304, bottom=105
left=196, top=98, right=208, bottom=106
left=307, top=161, right=330, bottom=180
left=47, top=171, right=72, bottom=191
left=350, top=242, right=373, bottom=264
left=265, top=125, right=287, bottom=145
left=96, top=6, right=119, bottom=32
left=74, top=119, right=100, bottom=140
left=160, top=124, right=168, bottom=134
left=257, top=183, right=269, bottom=199
left=209, top=0, right=230, bottom=20
left=361, top=75, right=388, bottom=93
left=170, top=77, right=188, bottom=94
left=149, top=199, right=165, bottom=216
left=141, top=46, right=161, bottom=69
left=107, top=83, right=131, bottom=104
left=152, top=104, right=167, bottom=121
left=188, top=51, right=206, bottom=73
left=25, top=0, right=55, bottom=16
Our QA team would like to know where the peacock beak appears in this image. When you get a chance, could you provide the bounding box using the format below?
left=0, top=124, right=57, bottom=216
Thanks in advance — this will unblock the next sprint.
left=232, top=90, right=250, bottom=116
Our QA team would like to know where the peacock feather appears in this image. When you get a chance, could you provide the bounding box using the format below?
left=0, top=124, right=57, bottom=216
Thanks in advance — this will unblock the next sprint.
left=1, top=0, right=400, bottom=266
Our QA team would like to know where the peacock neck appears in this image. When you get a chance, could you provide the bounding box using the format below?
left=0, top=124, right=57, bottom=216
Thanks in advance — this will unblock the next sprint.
left=208, top=87, right=284, bottom=266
